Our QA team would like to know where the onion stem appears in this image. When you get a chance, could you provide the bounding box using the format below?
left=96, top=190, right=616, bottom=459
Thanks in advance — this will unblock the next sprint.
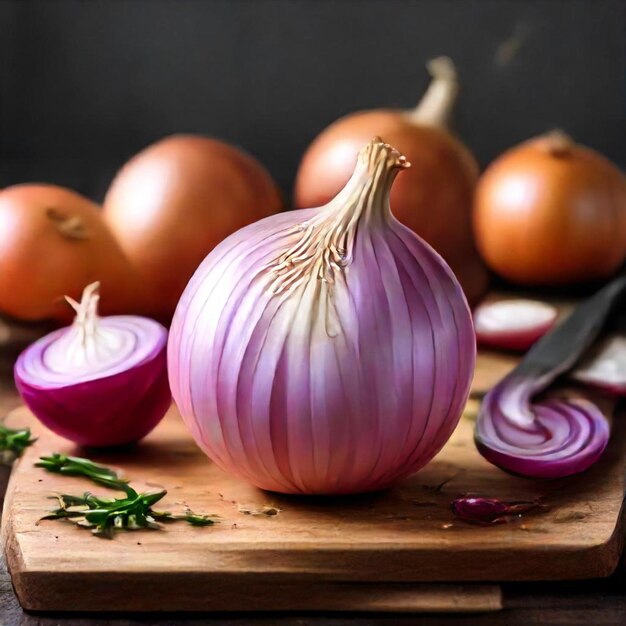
left=409, top=56, right=459, bottom=129
left=56, top=282, right=126, bottom=370
left=541, top=129, right=574, bottom=157
left=46, top=208, right=89, bottom=240
left=65, top=281, right=100, bottom=345
left=271, top=139, right=409, bottom=295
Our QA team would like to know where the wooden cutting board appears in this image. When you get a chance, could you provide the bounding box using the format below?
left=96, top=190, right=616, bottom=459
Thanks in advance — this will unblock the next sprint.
left=2, top=351, right=624, bottom=613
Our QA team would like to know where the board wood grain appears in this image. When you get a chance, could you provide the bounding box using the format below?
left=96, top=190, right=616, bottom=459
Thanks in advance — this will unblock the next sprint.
left=1, top=352, right=623, bottom=612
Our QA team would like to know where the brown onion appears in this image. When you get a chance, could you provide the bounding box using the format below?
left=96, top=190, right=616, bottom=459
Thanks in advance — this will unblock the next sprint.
left=474, top=130, right=626, bottom=285
left=294, top=57, right=488, bottom=305
left=0, top=184, right=138, bottom=322
left=103, top=135, right=283, bottom=320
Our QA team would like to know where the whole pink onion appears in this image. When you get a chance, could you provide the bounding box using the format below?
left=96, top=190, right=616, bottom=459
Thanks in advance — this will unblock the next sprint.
left=169, top=138, right=475, bottom=495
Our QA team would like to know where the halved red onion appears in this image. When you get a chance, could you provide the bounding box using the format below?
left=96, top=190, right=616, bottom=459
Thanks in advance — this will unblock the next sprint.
left=475, top=276, right=626, bottom=479
left=571, top=334, right=626, bottom=396
left=473, top=299, right=558, bottom=352
left=15, top=283, right=170, bottom=447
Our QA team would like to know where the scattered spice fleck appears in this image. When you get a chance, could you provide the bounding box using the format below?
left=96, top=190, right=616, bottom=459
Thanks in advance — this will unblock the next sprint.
left=462, top=399, right=480, bottom=422
left=411, top=500, right=437, bottom=508
left=555, top=511, right=587, bottom=523
left=238, top=504, right=282, bottom=516
left=494, top=21, right=529, bottom=68
left=423, top=473, right=460, bottom=493
left=384, top=514, right=412, bottom=521
left=518, top=523, right=550, bottom=534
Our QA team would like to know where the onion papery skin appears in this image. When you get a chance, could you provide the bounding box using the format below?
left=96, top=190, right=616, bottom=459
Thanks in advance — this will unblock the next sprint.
left=169, top=139, right=475, bottom=495
left=15, top=315, right=171, bottom=448
left=475, top=373, right=610, bottom=479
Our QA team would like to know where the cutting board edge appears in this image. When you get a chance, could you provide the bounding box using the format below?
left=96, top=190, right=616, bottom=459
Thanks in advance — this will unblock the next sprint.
left=5, top=538, right=621, bottom=585
left=8, top=577, right=504, bottom=613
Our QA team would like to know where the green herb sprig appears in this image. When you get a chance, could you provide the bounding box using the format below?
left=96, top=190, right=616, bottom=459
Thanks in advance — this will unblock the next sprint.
left=36, top=453, right=130, bottom=491
left=0, top=423, right=36, bottom=464
left=37, top=454, right=218, bottom=538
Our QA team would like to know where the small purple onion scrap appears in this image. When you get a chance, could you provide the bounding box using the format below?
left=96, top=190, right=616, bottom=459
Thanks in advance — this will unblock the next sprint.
left=452, top=496, right=541, bottom=525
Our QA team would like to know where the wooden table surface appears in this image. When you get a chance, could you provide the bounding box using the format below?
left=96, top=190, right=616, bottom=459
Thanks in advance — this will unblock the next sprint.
left=1, top=359, right=626, bottom=625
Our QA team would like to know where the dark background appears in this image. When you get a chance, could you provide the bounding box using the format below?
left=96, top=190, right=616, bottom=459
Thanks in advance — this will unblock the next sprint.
left=0, top=0, right=624, bottom=201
